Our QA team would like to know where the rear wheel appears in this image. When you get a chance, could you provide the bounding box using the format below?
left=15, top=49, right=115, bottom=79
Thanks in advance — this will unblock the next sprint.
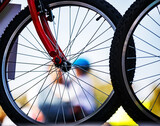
left=111, top=0, right=160, bottom=123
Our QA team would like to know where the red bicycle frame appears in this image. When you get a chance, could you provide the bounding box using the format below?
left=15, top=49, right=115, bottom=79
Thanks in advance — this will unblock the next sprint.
left=27, top=0, right=66, bottom=65
left=0, top=0, right=66, bottom=65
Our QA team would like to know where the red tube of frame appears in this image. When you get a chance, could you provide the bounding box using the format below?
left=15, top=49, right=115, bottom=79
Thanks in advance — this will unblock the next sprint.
left=27, top=0, right=67, bottom=62
left=0, top=0, right=10, bottom=13
left=27, top=0, right=57, bottom=57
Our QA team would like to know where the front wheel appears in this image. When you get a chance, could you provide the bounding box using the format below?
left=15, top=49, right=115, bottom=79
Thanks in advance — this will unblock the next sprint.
left=0, top=0, right=121, bottom=125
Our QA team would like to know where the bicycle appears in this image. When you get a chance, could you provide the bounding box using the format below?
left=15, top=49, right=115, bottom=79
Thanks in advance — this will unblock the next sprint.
left=0, top=0, right=122, bottom=125
left=110, top=0, right=160, bottom=123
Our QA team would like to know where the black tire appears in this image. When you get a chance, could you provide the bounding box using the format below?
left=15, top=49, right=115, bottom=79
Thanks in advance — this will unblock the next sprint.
left=0, top=0, right=122, bottom=125
left=110, top=0, right=160, bottom=123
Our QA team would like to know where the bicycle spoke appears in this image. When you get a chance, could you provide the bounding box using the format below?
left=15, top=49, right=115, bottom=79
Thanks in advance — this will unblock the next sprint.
left=14, top=68, right=55, bottom=101
left=64, top=72, right=77, bottom=122
left=147, top=14, right=160, bottom=27
left=135, top=78, right=160, bottom=94
left=68, top=70, right=109, bottom=96
left=10, top=71, right=51, bottom=92
left=20, top=70, right=66, bottom=109
left=72, top=69, right=95, bottom=111
left=90, top=58, right=109, bottom=66
left=89, top=67, right=109, bottom=74
left=63, top=8, right=89, bottom=53
left=7, top=71, right=52, bottom=73
left=89, top=65, right=109, bottom=67
left=45, top=79, right=59, bottom=121
left=66, top=73, right=86, bottom=118
left=27, top=66, right=53, bottom=115
left=55, top=73, right=67, bottom=124
left=20, top=34, right=51, bottom=60
left=10, top=51, right=50, bottom=60
left=8, top=61, right=53, bottom=66
left=70, top=20, right=105, bottom=62
left=129, top=45, right=159, bottom=57
left=35, top=67, right=56, bottom=120
left=67, top=45, right=110, bottom=58
left=127, top=59, right=160, bottom=72
left=68, top=71, right=103, bottom=105
left=26, top=27, right=51, bottom=58
left=66, top=6, right=72, bottom=57
left=139, top=23, right=160, bottom=39
left=142, top=83, right=160, bottom=103
left=8, top=60, right=51, bottom=82
left=150, top=92, right=160, bottom=111
left=131, top=73, right=160, bottom=83
left=134, top=34, right=160, bottom=52
left=65, top=7, right=80, bottom=56
left=69, top=36, right=112, bottom=61
left=63, top=11, right=96, bottom=54
left=17, top=42, right=49, bottom=56
left=127, top=56, right=159, bottom=59
left=157, top=6, right=160, bottom=15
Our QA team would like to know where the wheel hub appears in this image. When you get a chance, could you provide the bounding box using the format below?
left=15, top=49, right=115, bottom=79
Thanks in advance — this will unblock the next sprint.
left=53, top=57, right=71, bottom=72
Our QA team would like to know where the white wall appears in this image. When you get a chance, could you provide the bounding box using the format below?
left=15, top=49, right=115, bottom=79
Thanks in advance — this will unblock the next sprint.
left=10, top=0, right=136, bottom=15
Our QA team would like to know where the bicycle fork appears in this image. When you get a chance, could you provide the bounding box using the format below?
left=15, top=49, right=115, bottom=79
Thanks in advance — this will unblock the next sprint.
left=27, top=0, right=71, bottom=72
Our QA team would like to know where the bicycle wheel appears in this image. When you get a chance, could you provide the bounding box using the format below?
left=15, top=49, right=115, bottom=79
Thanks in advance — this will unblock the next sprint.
left=0, top=0, right=121, bottom=125
left=111, top=0, right=160, bottom=123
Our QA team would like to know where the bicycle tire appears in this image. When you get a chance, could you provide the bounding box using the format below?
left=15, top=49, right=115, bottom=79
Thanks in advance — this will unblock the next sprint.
left=110, top=0, right=160, bottom=123
left=0, top=0, right=121, bottom=125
